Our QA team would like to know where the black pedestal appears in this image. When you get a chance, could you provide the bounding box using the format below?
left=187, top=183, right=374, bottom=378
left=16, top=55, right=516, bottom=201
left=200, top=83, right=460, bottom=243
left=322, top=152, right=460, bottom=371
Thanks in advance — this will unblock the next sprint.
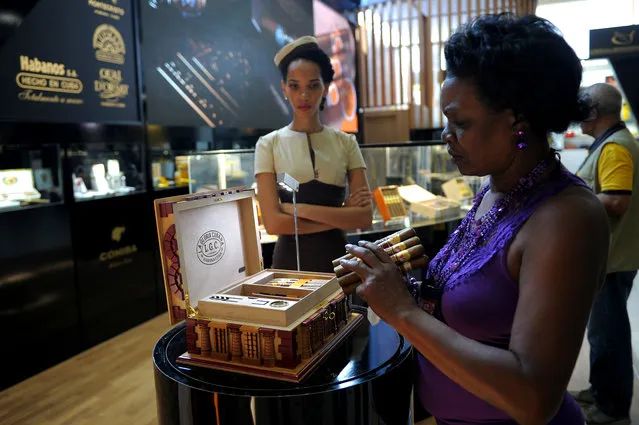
left=153, top=307, right=414, bottom=425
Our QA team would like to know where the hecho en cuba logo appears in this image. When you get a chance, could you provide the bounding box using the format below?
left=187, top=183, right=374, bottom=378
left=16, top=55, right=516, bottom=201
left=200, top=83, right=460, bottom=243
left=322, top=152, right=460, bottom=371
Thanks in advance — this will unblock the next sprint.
left=197, top=230, right=226, bottom=265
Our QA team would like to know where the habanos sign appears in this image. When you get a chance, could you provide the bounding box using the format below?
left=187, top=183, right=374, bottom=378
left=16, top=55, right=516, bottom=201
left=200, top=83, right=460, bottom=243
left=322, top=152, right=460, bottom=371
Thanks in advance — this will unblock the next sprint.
left=0, top=0, right=139, bottom=122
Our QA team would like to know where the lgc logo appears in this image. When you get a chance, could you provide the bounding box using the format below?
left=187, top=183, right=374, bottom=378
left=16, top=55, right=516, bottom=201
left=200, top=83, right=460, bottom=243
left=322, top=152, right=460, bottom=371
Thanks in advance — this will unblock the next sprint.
left=196, top=230, right=226, bottom=265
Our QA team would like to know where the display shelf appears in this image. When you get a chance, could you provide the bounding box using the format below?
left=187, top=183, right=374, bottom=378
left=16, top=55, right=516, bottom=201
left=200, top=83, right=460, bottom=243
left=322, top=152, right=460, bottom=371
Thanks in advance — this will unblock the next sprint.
left=0, top=144, right=64, bottom=213
left=186, top=142, right=481, bottom=197
left=185, top=141, right=479, bottom=241
left=67, top=142, right=146, bottom=202
left=257, top=209, right=468, bottom=245
left=146, top=125, right=269, bottom=192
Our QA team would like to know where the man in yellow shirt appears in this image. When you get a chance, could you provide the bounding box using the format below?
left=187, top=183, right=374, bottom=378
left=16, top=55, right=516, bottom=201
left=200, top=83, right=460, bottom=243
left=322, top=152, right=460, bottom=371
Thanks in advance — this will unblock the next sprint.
left=572, top=83, right=639, bottom=425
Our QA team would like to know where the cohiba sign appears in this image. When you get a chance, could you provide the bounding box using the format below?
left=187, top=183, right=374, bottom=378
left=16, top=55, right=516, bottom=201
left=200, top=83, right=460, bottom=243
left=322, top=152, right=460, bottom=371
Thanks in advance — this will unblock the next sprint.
left=590, top=25, right=639, bottom=58
left=100, top=225, right=138, bottom=268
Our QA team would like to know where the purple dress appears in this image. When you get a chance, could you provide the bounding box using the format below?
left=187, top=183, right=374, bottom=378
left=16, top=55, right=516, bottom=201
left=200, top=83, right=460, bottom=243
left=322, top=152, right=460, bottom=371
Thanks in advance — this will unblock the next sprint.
left=416, top=166, right=586, bottom=424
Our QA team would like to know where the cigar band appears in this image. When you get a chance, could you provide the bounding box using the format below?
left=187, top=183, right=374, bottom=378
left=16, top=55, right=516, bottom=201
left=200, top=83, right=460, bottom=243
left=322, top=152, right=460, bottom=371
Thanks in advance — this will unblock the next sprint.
left=378, top=240, right=392, bottom=249
left=393, top=251, right=411, bottom=262
left=390, top=242, right=407, bottom=254
left=290, top=279, right=310, bottom=288
left=423, top=300, right=436, bottom=315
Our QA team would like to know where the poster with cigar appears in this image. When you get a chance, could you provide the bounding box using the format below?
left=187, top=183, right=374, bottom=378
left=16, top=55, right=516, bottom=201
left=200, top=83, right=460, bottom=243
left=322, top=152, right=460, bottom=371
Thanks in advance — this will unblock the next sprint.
left=140, top=0, right=313, bottom=129
left=333, top=228, right=429, bottom=295
left=313, top=0, right=359, bottom=133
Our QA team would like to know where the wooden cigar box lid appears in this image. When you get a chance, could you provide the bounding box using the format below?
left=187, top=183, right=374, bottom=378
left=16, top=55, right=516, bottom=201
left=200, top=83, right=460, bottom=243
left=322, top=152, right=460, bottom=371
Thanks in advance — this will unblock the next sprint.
left=154, top=186, right=263, bottom=325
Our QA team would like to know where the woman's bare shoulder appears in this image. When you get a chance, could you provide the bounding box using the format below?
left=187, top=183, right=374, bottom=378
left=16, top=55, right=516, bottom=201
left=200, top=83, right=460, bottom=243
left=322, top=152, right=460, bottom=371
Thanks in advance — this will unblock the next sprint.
left=526, top=183, right=608, bottom=242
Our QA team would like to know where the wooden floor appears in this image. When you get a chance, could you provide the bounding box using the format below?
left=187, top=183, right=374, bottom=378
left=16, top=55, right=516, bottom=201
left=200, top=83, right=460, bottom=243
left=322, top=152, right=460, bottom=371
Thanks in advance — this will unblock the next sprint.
left=1, top=311, right=637, bottom=425
left=0, top=313, right=173, bottom=425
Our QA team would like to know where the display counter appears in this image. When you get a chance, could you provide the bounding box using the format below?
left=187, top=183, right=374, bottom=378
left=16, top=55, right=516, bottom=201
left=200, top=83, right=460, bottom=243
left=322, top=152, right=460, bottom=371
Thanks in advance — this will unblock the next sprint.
left=182, top=141, right=475, bottom=269
left=0, top=122, right=159, bottom=390
left=154, top=306, right=414, bottom=425
left=67, top=141, right=145, bottom=202
left=185, top=141, right=479, bottom=239
left=258, top=210, right=467, bottom=243
left=146, top=125, right=274, bottom=192
left=0, top=143, right=63, bottom=213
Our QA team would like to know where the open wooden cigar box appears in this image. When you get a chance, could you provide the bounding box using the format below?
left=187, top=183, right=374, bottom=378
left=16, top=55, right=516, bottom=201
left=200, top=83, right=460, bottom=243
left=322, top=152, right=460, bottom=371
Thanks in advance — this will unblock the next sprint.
left=154, top=187, right=363, bottom=382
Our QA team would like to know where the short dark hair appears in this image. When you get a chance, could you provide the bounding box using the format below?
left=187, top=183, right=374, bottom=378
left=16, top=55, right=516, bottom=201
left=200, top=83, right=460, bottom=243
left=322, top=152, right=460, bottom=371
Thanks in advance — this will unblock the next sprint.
left=278, top=43, right=335, bottom=85
left=444, top=14, right=590, bottom=135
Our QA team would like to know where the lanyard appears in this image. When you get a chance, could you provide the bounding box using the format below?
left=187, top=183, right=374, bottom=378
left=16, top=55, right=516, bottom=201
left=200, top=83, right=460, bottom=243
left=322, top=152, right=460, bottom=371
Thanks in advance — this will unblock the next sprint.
left=577, top=122, right=627, bottom=172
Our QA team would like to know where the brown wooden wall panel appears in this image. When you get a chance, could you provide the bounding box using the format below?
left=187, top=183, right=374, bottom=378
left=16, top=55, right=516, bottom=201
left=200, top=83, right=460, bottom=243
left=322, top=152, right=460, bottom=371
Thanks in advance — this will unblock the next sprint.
left=355, top=0, right=533, bottom=134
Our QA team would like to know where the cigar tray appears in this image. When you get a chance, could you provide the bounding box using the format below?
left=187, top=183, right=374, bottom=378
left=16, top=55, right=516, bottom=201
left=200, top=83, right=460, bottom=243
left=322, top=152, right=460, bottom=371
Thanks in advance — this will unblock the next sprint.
left=411, top=196, right=461, bottom=220
left=154, top=187, right=363, bottom=382
left=398, top=184, right=461, bottom=220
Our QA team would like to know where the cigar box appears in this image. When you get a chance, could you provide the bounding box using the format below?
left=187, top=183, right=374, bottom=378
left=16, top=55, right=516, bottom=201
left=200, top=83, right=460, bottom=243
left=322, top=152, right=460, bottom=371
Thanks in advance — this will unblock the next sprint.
left=441, top=177, right=474, bottom=203
left=154, top=187, right=363, bottom=382
left=398, top=184, right=461, bottom=220
left=373, top=185, right=409, bottom=223
left=414, top=196, right=461, bottom=219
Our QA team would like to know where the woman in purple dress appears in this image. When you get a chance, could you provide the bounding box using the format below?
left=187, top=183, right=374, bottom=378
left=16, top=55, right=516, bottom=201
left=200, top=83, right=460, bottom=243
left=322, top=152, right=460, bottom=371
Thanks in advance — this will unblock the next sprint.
left=339, top=14, right=610, bottom=425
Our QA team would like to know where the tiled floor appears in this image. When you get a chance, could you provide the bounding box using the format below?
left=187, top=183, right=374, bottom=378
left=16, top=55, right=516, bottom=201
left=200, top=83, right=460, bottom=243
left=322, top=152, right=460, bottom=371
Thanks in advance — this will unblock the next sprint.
left=417, top=279, right=639, bottom=425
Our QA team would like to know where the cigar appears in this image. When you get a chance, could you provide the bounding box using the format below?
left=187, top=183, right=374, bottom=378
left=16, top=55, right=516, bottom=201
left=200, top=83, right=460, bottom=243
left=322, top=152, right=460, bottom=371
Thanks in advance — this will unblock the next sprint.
left=334, top=236, right=422, bottom=277
left=387, top=236, right=420, bottom=253
left=337, top=246, right=423, bottom=285
left=338, top=254, right=430, bottom=295
left=378, top=228, right=416, bottom=249
left=389, top=244, right=425, bottom=264
left=331, top=235, right=388, bottom=267
left=398, top=255, right=429, bottom=272
left=331, top=228, right=417, bottom=267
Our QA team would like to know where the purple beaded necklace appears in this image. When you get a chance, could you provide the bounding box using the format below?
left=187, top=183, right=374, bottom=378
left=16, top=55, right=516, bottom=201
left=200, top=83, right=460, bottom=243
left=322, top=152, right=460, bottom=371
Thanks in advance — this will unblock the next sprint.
left=430, top=154, right=554, bottom=288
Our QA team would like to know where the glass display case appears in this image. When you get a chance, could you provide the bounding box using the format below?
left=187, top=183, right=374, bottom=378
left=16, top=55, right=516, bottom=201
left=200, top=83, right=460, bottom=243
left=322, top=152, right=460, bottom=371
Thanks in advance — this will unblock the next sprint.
left=187, top=149, right=257, bottom=193
left=0, top=143, right=63, bottom=213
left=151, top=148, right=198, bottom=191
left=147, top=126, right=272, bottom=191
left=67, top=142, right=145, bottom=201
left=186, top=141, right=483, bottom=239
left=361, top=142, right=482, bottom=200
left=147, top=125, right=214, bottom=191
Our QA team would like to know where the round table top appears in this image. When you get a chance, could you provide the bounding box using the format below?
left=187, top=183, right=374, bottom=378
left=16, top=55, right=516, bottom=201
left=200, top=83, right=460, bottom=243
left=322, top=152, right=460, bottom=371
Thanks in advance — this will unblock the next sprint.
left=153, top=306, right=413, bottom=397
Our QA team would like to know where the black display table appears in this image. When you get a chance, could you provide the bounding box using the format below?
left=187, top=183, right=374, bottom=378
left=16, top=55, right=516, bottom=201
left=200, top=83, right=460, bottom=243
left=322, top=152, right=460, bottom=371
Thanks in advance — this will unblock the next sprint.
left=153, top=306, right=414, bottom=425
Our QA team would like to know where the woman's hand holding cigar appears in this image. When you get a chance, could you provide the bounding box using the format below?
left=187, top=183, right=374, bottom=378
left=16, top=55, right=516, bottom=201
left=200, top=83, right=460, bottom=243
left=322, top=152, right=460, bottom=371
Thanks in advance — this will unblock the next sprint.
left=331, top=228, right=417, bottom=268
left=333, top=228, right=429, bottom=297
left=338, top=240, right=428, bottom=325
left=333, top=236, right=422, bottom=277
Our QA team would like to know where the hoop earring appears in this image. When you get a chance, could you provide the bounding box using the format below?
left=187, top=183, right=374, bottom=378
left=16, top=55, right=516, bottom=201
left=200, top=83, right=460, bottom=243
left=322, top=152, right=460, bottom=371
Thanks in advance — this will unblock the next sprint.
left=516, top=130, right=527, bottom=150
